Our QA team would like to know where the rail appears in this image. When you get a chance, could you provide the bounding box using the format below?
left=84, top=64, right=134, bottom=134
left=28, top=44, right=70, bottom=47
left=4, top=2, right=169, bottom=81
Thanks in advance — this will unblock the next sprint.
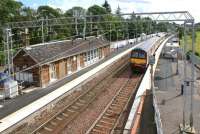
left=86, top=72, right=142, bottom=134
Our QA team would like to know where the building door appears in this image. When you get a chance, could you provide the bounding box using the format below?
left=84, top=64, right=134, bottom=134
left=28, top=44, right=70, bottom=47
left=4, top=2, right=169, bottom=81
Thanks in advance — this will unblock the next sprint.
left=72, top=56, right=77, bottom=72
left=80, top=53, right=85, bottom=68
left=77, top=55, right=81, bottom=70
left=49, top=64, right=57, bottom=82
left=99, top=48, right=102, bottom=59
left=67, top=58, right=72, bottom=74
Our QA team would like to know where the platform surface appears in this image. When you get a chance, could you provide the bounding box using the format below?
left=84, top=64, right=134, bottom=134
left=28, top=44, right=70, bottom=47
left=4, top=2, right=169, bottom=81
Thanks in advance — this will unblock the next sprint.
left=154, top=57, right=200, bottom=134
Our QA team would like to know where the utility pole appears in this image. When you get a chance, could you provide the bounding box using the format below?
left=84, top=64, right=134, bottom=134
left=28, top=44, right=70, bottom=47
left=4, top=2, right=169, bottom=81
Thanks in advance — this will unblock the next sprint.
left=6, top=29, right=10, bottom=75
left=109, top=23, right=112, bottom=43
left=41, top=18, right=44, bottom=44
left=46, top=16, right=48, bottom=38
left=10, top=30, right=14, bottom=77
left=21, top=28, right=29, bottom=47
left=49, top=25, right=52, bottom=41
left=90, top=12, right=93, bottom=35
left=183, top=22, right=187, bottom=129
left=117, top=28, right=119, bottom=50
left=83, top=13, right=86, bottom=39
left=117, top=29, right=118, bottom=42
left=97, top=16, right=100, bottom=37
left=4, top=28, right=14, bottom=77
left=135, top=19, right=138, bottom=43
left=180, top=22, right=195, bottom=134
left=126, top=20, right=129, bottom=45
left=73, top=10, right=78, bottom=36
left=25, top=28, right=29, bottom=47
left=190, top=21, right=195, bottom=132
left=148, top=20, right=151, bottom=38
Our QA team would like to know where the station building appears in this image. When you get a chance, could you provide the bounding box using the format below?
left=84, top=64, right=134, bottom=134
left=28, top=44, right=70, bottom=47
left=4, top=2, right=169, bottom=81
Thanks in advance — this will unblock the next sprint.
left=13, top=36, right=110, bottom=87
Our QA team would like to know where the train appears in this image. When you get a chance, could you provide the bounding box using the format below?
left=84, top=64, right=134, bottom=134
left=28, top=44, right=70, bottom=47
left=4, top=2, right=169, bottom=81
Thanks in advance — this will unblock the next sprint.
left=130, top=33, right=166, bottom=72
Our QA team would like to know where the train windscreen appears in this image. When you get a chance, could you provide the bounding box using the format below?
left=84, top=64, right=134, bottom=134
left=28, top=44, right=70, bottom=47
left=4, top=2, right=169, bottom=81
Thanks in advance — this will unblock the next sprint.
left=138, top=53, right=145, bottom=58
left=131, top=51, right=146, bottom=59
left=131, top=52, right=139, bottom=58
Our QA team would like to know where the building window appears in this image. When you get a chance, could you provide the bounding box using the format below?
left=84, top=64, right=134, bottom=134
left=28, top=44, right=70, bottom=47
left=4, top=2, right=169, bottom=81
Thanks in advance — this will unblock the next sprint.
left=77, top=55, right=80, bottom=70
left=73, top=56, right=76, bottom=61
left=91, top=50, right=94, bottom=60
left=99, top=48, right=102, bottom=58
left=94, top=49, right=97, bottom=58
left=87, top=51, right=90, bottom=61
left=67, top=58, right=72, bottom=74
left=97, top=49, right=99, bottom=58
left=84, top=53, right=87, bottom=63
left=49, top=64, right=57, bottom=81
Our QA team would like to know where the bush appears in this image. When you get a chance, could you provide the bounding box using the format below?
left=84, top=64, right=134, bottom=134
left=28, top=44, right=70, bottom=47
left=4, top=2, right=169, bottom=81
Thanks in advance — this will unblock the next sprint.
left=0, top=52, right=5, bottom=66
left=186, top=50, right=200, bottom=59
left=195, top=52, right=200, bottom=56
left=186, top=50, right=192, bottom=60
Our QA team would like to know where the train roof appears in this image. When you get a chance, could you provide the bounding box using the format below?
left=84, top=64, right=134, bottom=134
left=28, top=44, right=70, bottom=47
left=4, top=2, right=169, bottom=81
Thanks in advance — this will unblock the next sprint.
left=133, top=34, right=164, bottom=52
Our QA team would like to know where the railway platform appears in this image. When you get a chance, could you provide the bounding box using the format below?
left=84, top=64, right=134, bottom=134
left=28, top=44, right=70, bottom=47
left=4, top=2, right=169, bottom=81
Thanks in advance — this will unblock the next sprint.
left=154, top=55, right=200, bottom=133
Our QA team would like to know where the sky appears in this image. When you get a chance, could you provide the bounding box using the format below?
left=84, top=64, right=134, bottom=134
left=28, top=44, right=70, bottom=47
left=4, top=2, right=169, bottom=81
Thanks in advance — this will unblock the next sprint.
left=18, top=0, right=199, bottom=22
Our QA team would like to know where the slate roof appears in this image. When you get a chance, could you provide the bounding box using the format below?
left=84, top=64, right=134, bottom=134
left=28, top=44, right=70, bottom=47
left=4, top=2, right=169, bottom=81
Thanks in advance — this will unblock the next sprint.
left=16, top=36, right=109, bottom=65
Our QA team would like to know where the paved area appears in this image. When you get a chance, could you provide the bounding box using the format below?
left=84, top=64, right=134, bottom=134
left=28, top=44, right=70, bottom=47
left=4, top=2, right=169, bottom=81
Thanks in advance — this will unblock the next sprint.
left=0, top=43, right=136, bottom=119
left=154, top=56, right=200, bottom=134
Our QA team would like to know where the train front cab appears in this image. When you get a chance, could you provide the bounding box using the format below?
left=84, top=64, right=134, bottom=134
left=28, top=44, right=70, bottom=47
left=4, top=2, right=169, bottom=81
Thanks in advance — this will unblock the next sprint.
left=130, top=49, right=147, bottom=73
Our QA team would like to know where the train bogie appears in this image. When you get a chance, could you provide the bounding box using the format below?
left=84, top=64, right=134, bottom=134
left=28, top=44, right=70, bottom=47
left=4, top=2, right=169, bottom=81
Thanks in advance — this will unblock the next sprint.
left=130, top=63, right=147, bottom=73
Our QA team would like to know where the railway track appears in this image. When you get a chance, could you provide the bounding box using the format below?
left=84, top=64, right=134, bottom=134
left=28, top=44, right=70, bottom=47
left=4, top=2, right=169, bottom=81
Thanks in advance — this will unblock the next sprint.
left=86, top=73, right=142, bottom=134
left=32, top=59, right=130, bottom=134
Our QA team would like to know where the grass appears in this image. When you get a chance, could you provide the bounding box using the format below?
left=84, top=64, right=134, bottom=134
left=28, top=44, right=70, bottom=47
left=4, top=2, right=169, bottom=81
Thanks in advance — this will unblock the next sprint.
left=180, top=31, right=200, bottom=56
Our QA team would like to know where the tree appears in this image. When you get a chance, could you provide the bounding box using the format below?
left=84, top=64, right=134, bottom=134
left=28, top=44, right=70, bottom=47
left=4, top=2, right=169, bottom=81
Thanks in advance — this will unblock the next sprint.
left=0, top=0, right=23, bottom=24
left=178, top=26, right=184, bottom=39
left=20, top=7, right=37, bottom=21
left=87, top=5, right=107, bottom=15
left=102, top=0, right=111, bottom=13
left=0, top=0, right=24, bottom=65
left=64, top=7, right=86, bottom=37
left=37, top=6, right=61, bottom=19
left=64, top=6, right=85, bottom=17
left=156, top=22, right=168, bottom=32
left=56, top=8, right=63, bottom=15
